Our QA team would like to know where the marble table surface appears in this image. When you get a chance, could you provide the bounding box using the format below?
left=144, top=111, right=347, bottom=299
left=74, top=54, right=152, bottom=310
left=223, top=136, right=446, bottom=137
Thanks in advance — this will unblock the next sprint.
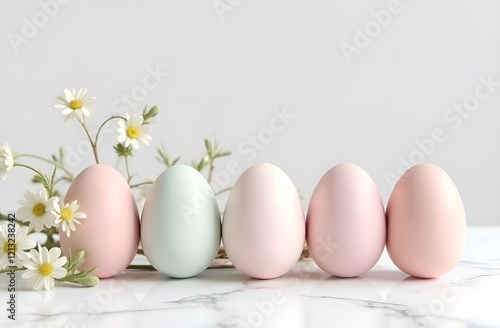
left=1, top=226, right=499, bottom=328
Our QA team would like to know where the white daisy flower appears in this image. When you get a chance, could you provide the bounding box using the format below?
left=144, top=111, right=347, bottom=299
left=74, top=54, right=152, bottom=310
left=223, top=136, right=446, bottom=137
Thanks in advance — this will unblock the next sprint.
left=54, top=88, right=95, bottom=122
left=21, top=245, right=67, bottom=291
left=0, top=142, right=14, bottom=181
left=117, top=113, right=152, bottom=149
left=17, top=190, right=59, bottom=232
left=0, top=223, right=37, bottom=269
left=55, top=200, right=86, bottom=237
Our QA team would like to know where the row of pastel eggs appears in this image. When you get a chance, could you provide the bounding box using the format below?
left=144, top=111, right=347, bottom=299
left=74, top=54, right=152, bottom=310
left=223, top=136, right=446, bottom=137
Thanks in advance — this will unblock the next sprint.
left=61, top=162, right=466, bottom=280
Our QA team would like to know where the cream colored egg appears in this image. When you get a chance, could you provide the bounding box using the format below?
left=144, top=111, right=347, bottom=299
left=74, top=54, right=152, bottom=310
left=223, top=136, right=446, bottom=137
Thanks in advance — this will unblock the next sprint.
left=222, top=163, right=305, bottom=279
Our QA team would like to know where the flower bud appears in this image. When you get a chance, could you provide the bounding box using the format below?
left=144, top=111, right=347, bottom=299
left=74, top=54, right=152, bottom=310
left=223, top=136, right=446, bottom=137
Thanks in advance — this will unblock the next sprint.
left=147, top=105, right=160, bottom=118
left=80, top=275, right=99, bottom=287
left=143, top=105, right=160, bottom=121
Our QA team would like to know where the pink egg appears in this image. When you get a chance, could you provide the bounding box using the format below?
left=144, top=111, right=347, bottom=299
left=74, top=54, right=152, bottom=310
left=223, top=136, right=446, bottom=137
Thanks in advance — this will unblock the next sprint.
left=306, top=163, right=386, bottom=277
left=60, top=164, right=140, bottom=278
left=222, top=163, right=305, bottom=279
left=386, top=163, right=466, bottom=278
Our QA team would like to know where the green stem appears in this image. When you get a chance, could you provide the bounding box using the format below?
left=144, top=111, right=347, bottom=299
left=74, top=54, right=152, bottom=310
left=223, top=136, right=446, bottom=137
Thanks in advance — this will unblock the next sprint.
left=0, top=267, right=27, bottom=274
left=13, top=163, right=46, bottom=183
left=0, top=214, right=29, bottom=227
left=126, top=265, right=156, bottom=270
left=16, top=154, right=74, bottom=180
left=14, top=161, right=58, bottom=200
left=129, top=181, right=153, bottom=189
left=125, top=264, right=235, bottom=270
left=215, top=187, right=232, bottom=196
left=54, top=176, right=73, bottom=184
left=207, top=159, right=215, bottom=184
left=47, top=164, right=58, bottom=198
left=125, top=155, right=132, bottom=184
left=80, top=120, right=99, bottom=164
left=95, top=116, right=126, bottom=148
left=207, top=265, right=235, bottom=269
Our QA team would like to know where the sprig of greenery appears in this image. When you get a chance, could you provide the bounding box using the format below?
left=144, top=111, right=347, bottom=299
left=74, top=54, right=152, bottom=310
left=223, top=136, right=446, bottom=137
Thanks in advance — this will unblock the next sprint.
left=202, top=135, right=232, bottom=184
left=13, top=162, right=57, bottom=198
left=156, top=145, right=180, bottom=168
left=0, top=250, right=100, bottom=287
left=56, top=250, right=99, bottom=287
left=114, top=143, right=135, bottom=184
left=156, top=135, right=232, bottom=184
left=114, top=143, right=134, bottom=157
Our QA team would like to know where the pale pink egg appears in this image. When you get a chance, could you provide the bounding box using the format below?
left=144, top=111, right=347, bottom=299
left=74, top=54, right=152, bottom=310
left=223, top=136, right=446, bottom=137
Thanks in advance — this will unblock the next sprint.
left=386, top=163, right=466, bottom=278
left=222, top=163, right=305, bottom=279
left=60, top=164, right=140, bottom=278
left=306, top=163, right=386, bottom=277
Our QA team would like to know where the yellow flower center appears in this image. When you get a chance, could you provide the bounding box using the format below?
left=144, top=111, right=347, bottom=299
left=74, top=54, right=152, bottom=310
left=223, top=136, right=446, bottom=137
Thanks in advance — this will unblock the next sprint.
left=32, top=203, right=46, bottom=217
left=126, top=126, right=140, bottom=139
left=61, top=208, right=73, bottom=221
left=69, top=99, right=83, bottom=110
left=3, top=241, right=16, bottom=253
left=38, top=263, right=53, bottom=277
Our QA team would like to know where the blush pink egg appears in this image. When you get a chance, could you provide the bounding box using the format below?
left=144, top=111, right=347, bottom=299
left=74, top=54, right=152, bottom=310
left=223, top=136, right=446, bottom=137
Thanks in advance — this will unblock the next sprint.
left=222, top=163, right=305, bottom=279
left=306, top=163, right=386, bottom=277
left=386, top=163, right=466, bottom=278
left=60, top=164, right=140, bottom=278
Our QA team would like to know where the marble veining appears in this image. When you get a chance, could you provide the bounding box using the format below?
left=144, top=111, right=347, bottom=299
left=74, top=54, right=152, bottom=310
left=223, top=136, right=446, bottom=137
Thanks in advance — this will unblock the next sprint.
left=1, top=227, right=499, bottom=328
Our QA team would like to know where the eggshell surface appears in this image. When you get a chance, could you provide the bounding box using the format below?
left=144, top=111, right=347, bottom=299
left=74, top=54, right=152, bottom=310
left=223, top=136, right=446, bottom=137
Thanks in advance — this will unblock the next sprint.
left=386, top=163, right=466, bottom=278
left=222, top=163, right=305, bottom=279
left=141, top=165, right=221, bottom=278
left=60, top=164, right=140, bottom=278
left=306, top=163, right=386, bottom=277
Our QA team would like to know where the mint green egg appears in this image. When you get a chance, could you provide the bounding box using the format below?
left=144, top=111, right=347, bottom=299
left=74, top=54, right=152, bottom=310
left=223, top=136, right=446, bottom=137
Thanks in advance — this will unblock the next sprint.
left=141, top=165, right=221, bottom=278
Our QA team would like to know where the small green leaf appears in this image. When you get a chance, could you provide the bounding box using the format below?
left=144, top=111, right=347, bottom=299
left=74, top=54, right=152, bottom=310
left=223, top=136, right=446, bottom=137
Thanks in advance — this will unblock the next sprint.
left=114, top=143, right=133, bottom=157
left=205, top=138, right=212, bottom=152
left=32, top=175, right=44, bottom=184
left=217, top=150, right=232, bottom=158
left=156, top=145, right=178, bottom=168
left=59, top=147, right=65, bottom=165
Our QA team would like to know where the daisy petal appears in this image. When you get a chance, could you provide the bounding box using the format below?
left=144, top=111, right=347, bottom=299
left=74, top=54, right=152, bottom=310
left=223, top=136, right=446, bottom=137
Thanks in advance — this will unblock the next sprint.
left=64, top=89, right=74, bottom=101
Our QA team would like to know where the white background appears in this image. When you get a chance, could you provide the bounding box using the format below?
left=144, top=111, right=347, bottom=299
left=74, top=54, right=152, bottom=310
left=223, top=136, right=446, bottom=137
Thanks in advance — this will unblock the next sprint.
left=1, top=0, right=499, bottom=225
